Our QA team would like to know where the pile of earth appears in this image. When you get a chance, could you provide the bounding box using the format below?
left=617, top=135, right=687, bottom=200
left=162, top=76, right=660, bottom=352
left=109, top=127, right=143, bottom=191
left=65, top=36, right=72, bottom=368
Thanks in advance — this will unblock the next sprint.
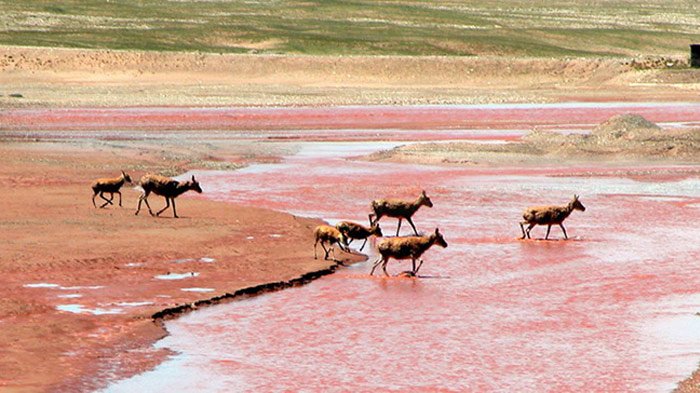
left=525, top=114, right=699, bottom=158
left=367, top=114, right=699, bottom=165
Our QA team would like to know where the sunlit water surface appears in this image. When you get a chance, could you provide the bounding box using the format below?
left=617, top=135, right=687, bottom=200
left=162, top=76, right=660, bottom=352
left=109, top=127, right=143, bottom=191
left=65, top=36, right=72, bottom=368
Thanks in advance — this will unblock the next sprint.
left=104, top=104, right=700, bottom=392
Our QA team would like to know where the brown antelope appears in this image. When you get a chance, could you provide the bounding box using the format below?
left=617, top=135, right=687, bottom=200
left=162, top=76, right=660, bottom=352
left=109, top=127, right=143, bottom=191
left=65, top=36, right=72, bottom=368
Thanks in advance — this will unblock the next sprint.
left=520, top=195, right=586, bottom=240
left=370, top=228, right=448, bottom=276
left=135, top=174, right=202, bottom=218
left=335, top=221, right=383, bottom=251
left=369, top=190, right=433, bottom=236
left=91, top=171, right=132, bottom=208
left=313, top=225, right=348, bottom=260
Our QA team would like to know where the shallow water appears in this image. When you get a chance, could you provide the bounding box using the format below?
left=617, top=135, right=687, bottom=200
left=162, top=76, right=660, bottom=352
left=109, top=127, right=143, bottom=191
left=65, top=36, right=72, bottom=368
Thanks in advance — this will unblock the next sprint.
left=104, top=104, right=700, bottom=392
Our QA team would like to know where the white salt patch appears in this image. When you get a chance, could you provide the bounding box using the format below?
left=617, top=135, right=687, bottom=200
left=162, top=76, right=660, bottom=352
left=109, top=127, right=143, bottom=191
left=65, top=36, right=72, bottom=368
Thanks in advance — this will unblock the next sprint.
left=181, top=288, right=215, bottom=293
left=173, top=257, right=216, bottom=263
left=154, top=272, right=200, bottom=280
left=57, top=304, right=123, bottom=315
left=115, top=301, right=154, bottom=307
left=57, top=294, right=82, bottom=299
left=246, top=236, right=254, bottom=240
left=23, top=283, right=60, bottom=288
left=156, top=295, right=172, bottom=298
left=125, top=263, right=144, bottom=267
left=59, top=285, right=105, bottom=290
left=269, top=234, right=283, bottom=238
left=172, top=258, right=196, bottom=263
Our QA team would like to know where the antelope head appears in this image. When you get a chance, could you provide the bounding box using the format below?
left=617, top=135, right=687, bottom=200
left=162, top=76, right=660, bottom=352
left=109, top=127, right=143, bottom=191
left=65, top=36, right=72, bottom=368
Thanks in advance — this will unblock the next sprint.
left=370, top=223, right=383, bottom=237
left=189, top=175, right=203, bottom=193
left=571, top=194, right=586, bottom=212
left=121, top=170, right=133, bottom=184
left=419, top=190, right=433, bottom=208
left=432, top=228, right=448, bottom=248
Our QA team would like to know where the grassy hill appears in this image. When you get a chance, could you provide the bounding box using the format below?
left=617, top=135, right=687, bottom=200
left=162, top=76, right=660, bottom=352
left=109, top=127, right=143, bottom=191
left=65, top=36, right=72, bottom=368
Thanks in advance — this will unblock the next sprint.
left=0, top=0, right=698, bottom=57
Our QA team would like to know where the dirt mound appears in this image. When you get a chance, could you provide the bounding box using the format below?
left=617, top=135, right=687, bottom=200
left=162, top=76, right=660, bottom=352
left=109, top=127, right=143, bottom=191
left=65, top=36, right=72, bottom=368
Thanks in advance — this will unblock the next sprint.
left=527, top=114, right=699, bottom=159
left=591, top=113, right=662, bottom=141
left=374, top=114, right=699, bottom=166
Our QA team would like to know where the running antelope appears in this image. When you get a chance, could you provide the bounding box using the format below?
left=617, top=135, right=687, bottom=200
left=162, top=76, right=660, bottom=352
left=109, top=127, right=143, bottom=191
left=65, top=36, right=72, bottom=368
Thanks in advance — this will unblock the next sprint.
left=135, top=174, right=202, bottom=218
left=369, top=190, right=433, bottom=236
left=91, top=171, right=132, bottom=208
left=370, top=228, right=448, bottom=276
left=335, top=221, right=383, bottom=251
left=313, top=225, right=348, bottom=260
left=520, top=195, right=586, bottom=240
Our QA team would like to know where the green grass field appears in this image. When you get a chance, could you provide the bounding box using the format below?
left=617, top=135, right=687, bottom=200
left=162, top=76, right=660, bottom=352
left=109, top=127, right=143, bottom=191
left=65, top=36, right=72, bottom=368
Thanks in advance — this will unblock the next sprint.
left=1, top=0, right=698, bottom=57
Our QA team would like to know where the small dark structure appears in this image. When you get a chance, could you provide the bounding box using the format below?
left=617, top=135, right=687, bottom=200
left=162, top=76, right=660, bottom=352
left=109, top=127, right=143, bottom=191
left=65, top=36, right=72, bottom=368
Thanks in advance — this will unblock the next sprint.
left=691, top=44, right=700, bottom=68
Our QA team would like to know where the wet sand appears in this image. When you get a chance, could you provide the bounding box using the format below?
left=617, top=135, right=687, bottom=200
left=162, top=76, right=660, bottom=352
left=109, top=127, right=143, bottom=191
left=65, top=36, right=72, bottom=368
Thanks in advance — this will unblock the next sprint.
left=0, top=137, right=364, bottom=391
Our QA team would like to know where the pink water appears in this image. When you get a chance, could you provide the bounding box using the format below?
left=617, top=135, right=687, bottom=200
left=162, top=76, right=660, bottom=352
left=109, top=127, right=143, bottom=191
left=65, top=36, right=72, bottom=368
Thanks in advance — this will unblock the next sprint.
left=104, top=104, right=700, bottom=392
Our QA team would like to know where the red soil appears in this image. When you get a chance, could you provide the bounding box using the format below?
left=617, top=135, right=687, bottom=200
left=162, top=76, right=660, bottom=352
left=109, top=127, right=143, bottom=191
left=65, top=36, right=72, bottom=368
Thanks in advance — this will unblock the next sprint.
left=2, top=104, right=700, bottom=132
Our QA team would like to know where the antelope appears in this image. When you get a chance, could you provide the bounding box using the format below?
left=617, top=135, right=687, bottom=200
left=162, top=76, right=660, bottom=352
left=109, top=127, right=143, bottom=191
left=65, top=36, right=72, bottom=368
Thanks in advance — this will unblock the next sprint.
left=520, top=195, right=586, bottom=240
left=91, top=171, right=132, bottom=208
left=370, top=228, right=448, bottom=276
left=369, top=190, right=433, bottom=236
left=335, top=221, right=383, bottom=251
left=313, top=225, right=348, bottom=260
left=135, top=174, right=202, bottom=218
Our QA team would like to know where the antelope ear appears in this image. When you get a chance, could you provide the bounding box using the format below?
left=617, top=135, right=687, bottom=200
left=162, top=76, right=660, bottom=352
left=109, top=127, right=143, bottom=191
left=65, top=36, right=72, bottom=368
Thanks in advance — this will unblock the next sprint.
left=191, top=175, right=196, bottom=182
left=574, top=194, right=579, bottom=200
left=422, top=189, right=427, bottom=196
left=435, top=227, right=440, bottom=234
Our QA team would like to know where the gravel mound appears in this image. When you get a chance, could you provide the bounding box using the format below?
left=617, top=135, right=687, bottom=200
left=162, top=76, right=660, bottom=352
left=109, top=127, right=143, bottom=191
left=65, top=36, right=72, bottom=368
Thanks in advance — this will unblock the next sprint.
left=373, top=114, right=699, bottom=165
left=527, top=113, right=699, bottom=158
left=591, top=113, right=662, bottom=141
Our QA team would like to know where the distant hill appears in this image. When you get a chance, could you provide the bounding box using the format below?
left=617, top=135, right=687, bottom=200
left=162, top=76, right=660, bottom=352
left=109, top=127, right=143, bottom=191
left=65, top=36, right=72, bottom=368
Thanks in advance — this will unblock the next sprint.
left=0, top=0, right=698, bottom=56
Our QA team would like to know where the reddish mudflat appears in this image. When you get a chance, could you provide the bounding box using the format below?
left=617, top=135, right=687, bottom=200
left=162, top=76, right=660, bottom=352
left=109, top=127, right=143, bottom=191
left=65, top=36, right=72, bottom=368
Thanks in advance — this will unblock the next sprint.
left=102, top=103, right=700, bottom=392
left=3, top=102, right=700, bottom=132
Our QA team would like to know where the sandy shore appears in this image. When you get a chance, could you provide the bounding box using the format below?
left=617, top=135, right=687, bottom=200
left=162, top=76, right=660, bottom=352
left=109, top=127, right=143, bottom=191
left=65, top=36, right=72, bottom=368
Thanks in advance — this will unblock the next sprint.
left=0, top=137, right=364, bottom=392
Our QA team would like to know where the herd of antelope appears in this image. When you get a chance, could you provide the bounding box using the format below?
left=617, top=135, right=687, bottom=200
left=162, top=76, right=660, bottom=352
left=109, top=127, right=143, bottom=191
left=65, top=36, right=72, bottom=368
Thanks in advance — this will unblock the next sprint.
left=91, top=171, right=202, bottom=218
left=314, top=190, right=586, bottom=277
left=92, top=172, right=586, bottom=277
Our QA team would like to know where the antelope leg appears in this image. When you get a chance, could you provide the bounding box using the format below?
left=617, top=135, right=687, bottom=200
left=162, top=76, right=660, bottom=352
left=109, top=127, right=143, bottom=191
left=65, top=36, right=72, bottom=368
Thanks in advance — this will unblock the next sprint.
left=156, top=197, right=171, bottom=216
left=559, top=223, right=568, bottom=240
left=370, top=257, right=384, bottom=275
left=143, top=196, right=153, bottom=215
left=414, top=259, right=424, bottom=275
left=525, top=223, right=535, bottom=239
left=407, top=217, right=419, bottom=235
left=99, top=192, right=113, bottom=208
left=320, top=242, right=330, bottom=260
left=171, top=198, right=178, bottom=218
left=359, top=238, right=368, bottom=251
